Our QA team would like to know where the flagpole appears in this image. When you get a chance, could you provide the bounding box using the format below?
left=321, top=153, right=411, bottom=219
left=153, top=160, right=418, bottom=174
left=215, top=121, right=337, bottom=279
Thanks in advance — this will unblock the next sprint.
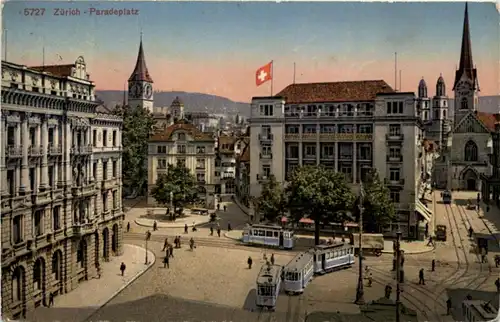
left=270, top=60, right=274, bottom=96
left=293, top=62, right=296, bottom=84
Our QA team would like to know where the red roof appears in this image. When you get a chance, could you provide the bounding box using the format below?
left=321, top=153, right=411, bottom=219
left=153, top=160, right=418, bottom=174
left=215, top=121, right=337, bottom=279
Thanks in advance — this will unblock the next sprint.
left=30, top=64, right=74, bottom=77
left=149, top=119, right=212, bottom=142
left=275, top=80, right=395, bottom=104
left=476, top=111, right=498, bottom=132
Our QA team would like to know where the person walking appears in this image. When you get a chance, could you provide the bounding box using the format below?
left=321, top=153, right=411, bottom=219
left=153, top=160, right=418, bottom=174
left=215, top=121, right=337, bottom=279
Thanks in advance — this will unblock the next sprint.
left=223, top=205, right=227, bottom=212
left=153, top=221, right=158, bottom=231
left=270, top=253, right=275, bottom=265
left=163, top=255, right=169, bottom=268
left=184, top=224, right=188, bottom=234
left=96, top=263, right=101, bottom=279
left=162, top=238, right=168, bottom=251
left=227, top=222, right=232, bottom=232
left=217, top=227, right=221, bottom=237
left=446, top=298, right=452, bottom=315
left=469, top=227, right=473, bottom=238
left=418, top=268, right=425, bottom=285
left=481, top=248, right=487, bottom=263
left=427, top=236, right=434, bottom=247
left=210, top=226, right=214, bottom=236
left=248, top=256, right=253, bottom=269
left=127, top=222, right=130, bottom=232
left=431, top=259, right=436, bottom=272
left=120, top=262, right=126, bottom=276
left=169, top=244, right=174, bottom=258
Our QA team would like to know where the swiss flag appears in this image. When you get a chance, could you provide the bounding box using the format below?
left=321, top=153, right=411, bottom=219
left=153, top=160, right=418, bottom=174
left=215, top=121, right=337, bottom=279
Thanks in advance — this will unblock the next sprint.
left=256, top=61, right=273, bottom=86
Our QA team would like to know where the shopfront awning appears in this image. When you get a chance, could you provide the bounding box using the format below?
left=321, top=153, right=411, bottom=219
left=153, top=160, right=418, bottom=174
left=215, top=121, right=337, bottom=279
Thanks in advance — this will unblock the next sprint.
left=415, top=200, right=432, bottom=222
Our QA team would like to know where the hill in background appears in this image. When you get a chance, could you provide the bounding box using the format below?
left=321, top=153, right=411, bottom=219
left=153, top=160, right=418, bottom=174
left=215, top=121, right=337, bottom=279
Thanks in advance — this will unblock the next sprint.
left=95, top=90, right=251, bottom=116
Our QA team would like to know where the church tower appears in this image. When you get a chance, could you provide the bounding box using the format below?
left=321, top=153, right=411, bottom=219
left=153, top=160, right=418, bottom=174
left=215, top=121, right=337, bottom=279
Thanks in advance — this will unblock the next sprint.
left=128, top=35, right=154, bottom=113
left=417, top=78, right=431, bottom=123
left=453, top=3, right=479, bottom=123
left=430, top=75, right=450, bottom=147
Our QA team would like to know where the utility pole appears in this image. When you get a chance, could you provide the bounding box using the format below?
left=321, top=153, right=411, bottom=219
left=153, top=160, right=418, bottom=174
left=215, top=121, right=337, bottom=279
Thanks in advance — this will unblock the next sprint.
left=396, top=230, right=402, bottom=322
left=145, top=230, right=151, bottom=265
left=355, top=184, right=365, bottom=305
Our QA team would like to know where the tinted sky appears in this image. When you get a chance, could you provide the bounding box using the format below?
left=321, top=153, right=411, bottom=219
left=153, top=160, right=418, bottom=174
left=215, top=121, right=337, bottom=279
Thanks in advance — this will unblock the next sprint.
left=3, top=1, right=498, bottom=102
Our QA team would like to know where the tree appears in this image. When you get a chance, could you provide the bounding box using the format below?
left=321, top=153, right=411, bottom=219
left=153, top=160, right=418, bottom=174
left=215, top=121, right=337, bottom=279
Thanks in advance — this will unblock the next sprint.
left=286, top=166, right=356, bottom=245
left=114, top=105, right=155, bottom=196
left=254, top=175, right=287, bottom=223
left=359, top=169, right=396, bottom=233
left=150, top=163, right=199, bottom=218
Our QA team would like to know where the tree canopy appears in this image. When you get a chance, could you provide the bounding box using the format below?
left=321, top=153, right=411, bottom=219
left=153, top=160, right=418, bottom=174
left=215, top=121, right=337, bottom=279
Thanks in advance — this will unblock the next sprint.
left=150, top=163, right=199, bottom=216
left=254, top=175, right=287, bottom=223
left=286, top=166, right=356, bottom=245
left=359, top=169, right=396, bottom=233
left=114, top=105, right=155, bottom=196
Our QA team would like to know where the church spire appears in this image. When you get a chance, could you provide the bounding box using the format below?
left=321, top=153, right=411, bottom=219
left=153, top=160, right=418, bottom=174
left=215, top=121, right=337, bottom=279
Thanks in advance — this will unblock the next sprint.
left=129, top=33, right=153, bottom=83
left=453, top=2, right=477, bottom=90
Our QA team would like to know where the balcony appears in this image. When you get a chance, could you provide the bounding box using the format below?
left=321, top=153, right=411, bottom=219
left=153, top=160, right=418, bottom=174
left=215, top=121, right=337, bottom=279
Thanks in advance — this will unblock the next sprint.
left=320, top=154, right=335, bottom=160
left=49, top=144, right=62, bottom=155
left=101, top=179, right=116, bottom=191
left=284, top=133, right=301, bottom=141
left=71, top=145, right=93, bottom=155
left=386, top=133, right=404, bottom=141
left=387, top=155, right=403, bottom=162
left=259, top=133, right=274, bottom=142
left=195, top=165, right=206, bottom=170
left=357, top=154, right=372, bottom=161
left=28, top=145, right=42, bottom=157
left=385, top=178, right=405, bottom=186
left=72, top=221, right=96, bottom=237
left=7, top=145, right=23, bottom=158
left=339, top=154, right=353, bottom=161
left=303, top=154, right=317, bottom=161
left=301, top=133, right=318, bottom=141
left=319, top=133, right=336, bottom=141
left=259, top=153, right=273, bottom=159
left=72, top=183, right=97, bottom=197
left=31, top=191, right=51, bottom=206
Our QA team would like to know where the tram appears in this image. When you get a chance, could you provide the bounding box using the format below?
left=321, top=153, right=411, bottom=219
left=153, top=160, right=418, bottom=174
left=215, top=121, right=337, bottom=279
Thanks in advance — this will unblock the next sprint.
left=312, top=242, right=355, bottom=275
left=242, top=224, right=295, bottom=249
left=462, top=299, right=498, bottom=322
left=283, top=251, right=315, bottom=294
left=255, top=263, right=283, bottom=310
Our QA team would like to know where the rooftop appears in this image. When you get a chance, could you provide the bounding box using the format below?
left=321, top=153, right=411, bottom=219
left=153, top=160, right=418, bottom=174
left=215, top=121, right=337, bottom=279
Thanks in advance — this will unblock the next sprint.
left=149, top=119, right=214, bottom=142
left=256, top=264, right=282, bottom=285
left=285, top=251, right=314, bottom=272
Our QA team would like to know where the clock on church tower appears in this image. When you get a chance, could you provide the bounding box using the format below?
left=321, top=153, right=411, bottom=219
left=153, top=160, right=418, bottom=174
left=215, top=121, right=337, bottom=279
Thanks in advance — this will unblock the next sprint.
left=128, top=37, right=154, bottom=112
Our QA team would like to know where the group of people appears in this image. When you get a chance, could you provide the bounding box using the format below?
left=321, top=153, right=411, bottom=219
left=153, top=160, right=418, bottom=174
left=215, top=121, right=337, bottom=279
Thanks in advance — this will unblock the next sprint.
left=161, top=237, right=196, bottom=268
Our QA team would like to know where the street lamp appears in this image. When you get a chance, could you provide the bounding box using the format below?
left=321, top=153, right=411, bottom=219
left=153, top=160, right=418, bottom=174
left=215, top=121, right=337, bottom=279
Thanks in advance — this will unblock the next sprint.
left=355, top=185, right=365, bottom=305
left=395, top=230, right=402, bottom=322
left=145, top=230, right=151, bottom=265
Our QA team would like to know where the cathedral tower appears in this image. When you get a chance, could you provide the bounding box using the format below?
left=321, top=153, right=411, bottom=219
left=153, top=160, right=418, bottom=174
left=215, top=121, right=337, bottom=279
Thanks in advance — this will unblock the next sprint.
left=453, top=3, right=479, bottom=123
left=128, top=35, right=154, bottom=113
left=417, top=78, right=431, bottom=123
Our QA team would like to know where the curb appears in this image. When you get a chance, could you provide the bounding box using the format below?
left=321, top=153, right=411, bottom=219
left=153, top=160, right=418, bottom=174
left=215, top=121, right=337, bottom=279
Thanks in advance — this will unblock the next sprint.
left=233, top=198, right=250, bottom=216
left=381, top=245, right=436, bottom=255
left=224, top=232, right=242, bottom=241
left=83, top=244, right=156, bottom=322
left=134, top=218, right=210, bottom=229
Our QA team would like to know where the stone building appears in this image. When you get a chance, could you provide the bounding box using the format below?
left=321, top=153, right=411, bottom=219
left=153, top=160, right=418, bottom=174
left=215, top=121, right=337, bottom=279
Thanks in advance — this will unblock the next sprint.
left=0, top=57, right=123, bottom=319
left=249, top=80, right=432, bottom=239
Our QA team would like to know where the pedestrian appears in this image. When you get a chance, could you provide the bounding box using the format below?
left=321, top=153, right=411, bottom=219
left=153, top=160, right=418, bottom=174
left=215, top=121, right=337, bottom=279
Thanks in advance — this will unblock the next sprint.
left=224, top=205, right=227, bottom=212
left=120, top=262, right=126, bottom=276
left=189, top=237, right=195, bottom=250
left=217, top=203, right=220, bottom=211
left=426, top=236, right=434, bottom=247
left=163, top=255, right=169, bottom=268
left=217, top=227, right=221, bottom=237
left=418, top=268, right=425, bottom=285
left=495, top=255, right=500, bottom=268
left=127, top=222, right=130, bottom=232
left=270, top=253, right=275, bottom=265
left=384, top=284, right=392, bottom=299
left=477, top=192, right=480, bottom=203
left=367, top=273, right=373, bottom=287
left=431, top=259, right=436, bottom=272
left=177, top=236, right=182, bottom=248
left=48, top=292, right=54, bottom=307
left=486, top=205, right=490, bottom=213
left=184, top=224, right=188, bottom=234
left=162, top=238, right=168, bottom=251
left=248, top=256, right=253, bottom=269
left=400, top=251, right=405, bottom=267
left=425, top=223, right=429, bottom=237
left=495, top=278, right=500, bottom=292
left=153, top=221, right=158, bottom=231
left=96, top=263, right=101, bottom=279
left=169, top=243, right=174, bottom=258
left=228, top=222, right=232, bottom=231
left=210, top=226, right=214, bottom=236
left=481, top=248, right=487, bottom=263
left=446, top=298, right=452, bottom=315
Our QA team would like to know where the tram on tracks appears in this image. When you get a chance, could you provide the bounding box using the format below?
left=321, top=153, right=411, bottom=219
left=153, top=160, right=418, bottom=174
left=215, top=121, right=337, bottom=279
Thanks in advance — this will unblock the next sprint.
left=242, top=224, right=295, bottom=249
left=312, top=242, right=355, bottom=275
left=255, top=263, right=283, bottom=310
left=283, top=250, right=315, bottom=294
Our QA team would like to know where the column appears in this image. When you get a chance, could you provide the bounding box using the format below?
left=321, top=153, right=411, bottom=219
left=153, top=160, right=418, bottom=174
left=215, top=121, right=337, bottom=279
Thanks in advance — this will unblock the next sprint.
left=0, top=115, right=6, bottom=195
left=353, top=142, right=357, bottom=184
left=334, top=142, right=339, bottom=171
left=298, top=125, right=303, bottom=166
left=19, top=115, right=30, bottom=194
left=316, top=124, right=320, bottom=165
left=40, top=118, right=49, bottom=189
left=64, top=121, right=72, bottom=187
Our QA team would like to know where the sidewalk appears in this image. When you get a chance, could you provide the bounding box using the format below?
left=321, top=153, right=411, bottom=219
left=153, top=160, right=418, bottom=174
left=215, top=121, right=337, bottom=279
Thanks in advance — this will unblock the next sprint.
left=28, top=244, right=155, bottom=322
left=135, top=215, right=211, bottom=229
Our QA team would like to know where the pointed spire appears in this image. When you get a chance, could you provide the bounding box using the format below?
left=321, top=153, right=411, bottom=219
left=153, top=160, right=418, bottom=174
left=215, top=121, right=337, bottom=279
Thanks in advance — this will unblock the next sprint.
left=453, top=2, right=477, bottom=89
left=129, top=34, right=153, bottom=83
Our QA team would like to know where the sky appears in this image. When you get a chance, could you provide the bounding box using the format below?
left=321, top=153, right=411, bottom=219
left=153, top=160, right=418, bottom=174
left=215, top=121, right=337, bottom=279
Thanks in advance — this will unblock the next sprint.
left=3, top=1, right=499, bottom=102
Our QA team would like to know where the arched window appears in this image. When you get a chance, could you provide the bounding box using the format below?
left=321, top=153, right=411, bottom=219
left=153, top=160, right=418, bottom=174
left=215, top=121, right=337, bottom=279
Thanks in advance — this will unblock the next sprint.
left=12, top=267, right=23, bottom=302
left=464, top=141, right=478, bottom=162
left=461, top=97, right=468, bottom=110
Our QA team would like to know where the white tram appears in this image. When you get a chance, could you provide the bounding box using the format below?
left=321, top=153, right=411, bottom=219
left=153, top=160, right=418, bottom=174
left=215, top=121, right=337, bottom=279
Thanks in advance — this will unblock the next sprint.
left=242, top=224, right=295, bottom=249
left=312, top=243, right=355, bottom=275
left=256, top=263, right=283, bottom=310
left=462, top=299, right=498, bottom=322
left=283, top=250, right=315, bottom=294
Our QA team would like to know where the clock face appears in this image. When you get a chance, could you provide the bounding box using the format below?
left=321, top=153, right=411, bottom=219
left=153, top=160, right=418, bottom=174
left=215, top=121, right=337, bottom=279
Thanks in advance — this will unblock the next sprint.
left=457, top=81, right=471, bottom=96
left=144, top=83, right=153, bottom=99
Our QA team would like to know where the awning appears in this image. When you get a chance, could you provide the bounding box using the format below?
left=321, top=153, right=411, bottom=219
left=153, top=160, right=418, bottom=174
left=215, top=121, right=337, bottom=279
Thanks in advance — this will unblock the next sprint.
left=299, top=218, right=314, bottom=224
left=415, top=200, right=432, bottom=222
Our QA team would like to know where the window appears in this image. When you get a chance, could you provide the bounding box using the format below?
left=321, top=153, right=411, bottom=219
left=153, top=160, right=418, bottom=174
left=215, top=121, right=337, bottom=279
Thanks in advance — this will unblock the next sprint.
left=112, top=131, right=117, bottom=146
left=29, top=167, right=36, bottom=192
left=340, top=165, right=352, bottom=181
left=53, top=206, right=61, bottom=230
left=215, top=171, right=220, bottom=177
left=33, top=259, right=42, bottom=290
left=262, top=165, right=271, bottom=178
left=178, top=133, right=186, bottom=141
left=102, top=193, right=107, bottom=211
left=102, top=161, right=108, bottom=180
left=103, top=130, right=108, bottom=147
left=178, top=145, right=186, bottom=154
left=13, top=215, right=23, bottom=244
left=389, top=147, right=401, bottom=158
left=7, top=169, right=15, bottom=195
left=339, top=124, right=353, bottom=133
left=443, top=110, right=447, bottom=119
left=390, top=191, right=400, bottom=203
left=112, top=161, right=117, bottom=178
left=196, top=146, right=206, bottom=154
left=7, top=126, right=15, bottom=145
left=48, top=166, right=54, bottom=187
left=389, top=168, right=400, bottom=181
left=358, top=124, right=373, bottom=134
left=433, top=109, right=439, bottom=120
left=304, top=145, right=316, bottom=157
left=340, top=104, right=354, bottom=116
left=236, top=143, right=241, bottom=150
left=286, top=145, right=299, bottom=158
left=389, top=124, right=401, bottom=136
left=157, top=145, right=167, bottom=154
left=460, top=97, right=468, bottom=110
left=322, top=145, right=335, bottom=159
left=34, top=210, right=43, bottom=236
left=464, top=140, right=478, bottom=162
left=285, top=125, right=299, bottom=134
left=197, top=173, right=205, bottom=183
left=177, top=158, right=186, bottom=167
left=196, top=158, right=205, bottom=169
left=29, top=127, right=36, bottom=146
left=113, top=191, right=117, bottom=209
left=262, top=145, right=272, bottom=156
left=324, top=104, right=336, bottom=116
left=48, top=128, right=54, bottom=146
left=93, top=163, right=97, bottom=181
left=259, top=104, right=273, bottom=116
left=386, top=101, right=404, bottom=114
left=423, top=111, right=428, bottom=121
left=358, top=144, right=372, bottom=160
left=77, top=242, right=84, bottom=268
left=303, top=125, right=317, bottom=133
left=339, top=143, right=353, bottom=159
left=93, top=130, right=97, bottom=146
left=158, top=158, right=167, bottom=169
left=320, top=125, right=335, bottom=133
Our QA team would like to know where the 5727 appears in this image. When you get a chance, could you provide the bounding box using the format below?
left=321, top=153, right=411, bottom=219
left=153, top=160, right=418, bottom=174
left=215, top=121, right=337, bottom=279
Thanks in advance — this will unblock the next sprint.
left=24, top=8, right=45, bottom=16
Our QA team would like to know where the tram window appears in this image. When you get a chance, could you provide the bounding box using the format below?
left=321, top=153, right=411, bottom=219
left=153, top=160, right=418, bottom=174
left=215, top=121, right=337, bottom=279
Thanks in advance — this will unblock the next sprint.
left=266, top=231, right=273, bottom=237
left=258, top=285, right=272, bottom=296
left=258, top=230, right=265, bottom=236
left=274, top=231, right=279, bottom=237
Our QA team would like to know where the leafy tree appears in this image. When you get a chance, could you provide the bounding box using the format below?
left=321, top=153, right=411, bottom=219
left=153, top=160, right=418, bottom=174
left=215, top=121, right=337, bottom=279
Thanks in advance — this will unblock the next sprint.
left=254, top=175, right=287, bottom=223
left=150, top=163, right=198, bottom=218
left=358, top=169, right=396, bottom=233
left=286, top=166, right=355, bottom=245
left=113, top=105, right=155, bottom=196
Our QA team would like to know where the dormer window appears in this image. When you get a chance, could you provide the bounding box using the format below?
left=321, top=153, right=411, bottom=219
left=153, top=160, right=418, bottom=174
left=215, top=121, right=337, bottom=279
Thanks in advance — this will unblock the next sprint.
left=178, top=133, right=186, bottom=141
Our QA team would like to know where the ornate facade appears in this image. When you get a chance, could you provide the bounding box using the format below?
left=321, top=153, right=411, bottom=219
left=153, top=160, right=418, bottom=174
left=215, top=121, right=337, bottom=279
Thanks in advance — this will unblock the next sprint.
left=1, top=57, right=123, bottom=319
